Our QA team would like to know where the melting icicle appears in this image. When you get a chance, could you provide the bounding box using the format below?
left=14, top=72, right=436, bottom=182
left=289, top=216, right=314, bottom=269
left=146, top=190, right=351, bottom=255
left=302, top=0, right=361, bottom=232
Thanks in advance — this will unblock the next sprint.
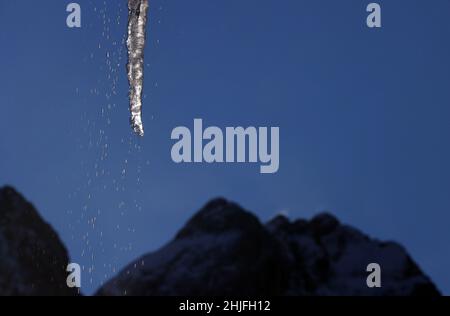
left=127, top=0, right=149, bottom=136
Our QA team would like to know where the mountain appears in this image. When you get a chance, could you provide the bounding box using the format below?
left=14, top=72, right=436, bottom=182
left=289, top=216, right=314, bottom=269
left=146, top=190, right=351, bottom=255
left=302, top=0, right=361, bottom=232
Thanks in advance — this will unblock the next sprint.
left=0, top=187, right=440, bottom=296
left=0, top=186, right=78, bottom=296
left=97, top=198, right=440, bottom=296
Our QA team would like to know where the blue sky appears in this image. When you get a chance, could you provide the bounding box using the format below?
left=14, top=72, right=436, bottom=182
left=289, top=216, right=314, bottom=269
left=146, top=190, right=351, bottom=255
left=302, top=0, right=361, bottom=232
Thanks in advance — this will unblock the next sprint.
left=1, top=0, right=450, bottom=294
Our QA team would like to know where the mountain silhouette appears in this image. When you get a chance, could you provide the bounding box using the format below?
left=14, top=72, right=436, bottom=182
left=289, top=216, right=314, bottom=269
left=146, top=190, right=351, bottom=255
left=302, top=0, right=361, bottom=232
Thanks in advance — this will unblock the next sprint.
left=0, top=186, right=78, bottom=295
left=0, top=187, right=440, bottom=296
left=97, top=198, right=440, bottom=296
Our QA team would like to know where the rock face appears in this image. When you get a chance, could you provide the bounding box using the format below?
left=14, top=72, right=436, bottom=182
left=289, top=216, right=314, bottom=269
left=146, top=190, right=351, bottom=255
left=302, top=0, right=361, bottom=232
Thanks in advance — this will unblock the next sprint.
left=97, top=198, right=440, bottom=296
left=0, top=187, right=77, bottom=295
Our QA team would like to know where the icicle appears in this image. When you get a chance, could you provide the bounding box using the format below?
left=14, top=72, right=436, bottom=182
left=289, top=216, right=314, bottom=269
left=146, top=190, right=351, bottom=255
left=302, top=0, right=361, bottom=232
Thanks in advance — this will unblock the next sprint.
left=127, top=0, right=149, bottom=136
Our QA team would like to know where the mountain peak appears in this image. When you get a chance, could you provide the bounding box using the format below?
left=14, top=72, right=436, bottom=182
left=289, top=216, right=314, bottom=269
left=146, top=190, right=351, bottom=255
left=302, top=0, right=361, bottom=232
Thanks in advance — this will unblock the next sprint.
left=98, top=199, right=440, bottom=296
left=176, top=198, right=262, bottom=239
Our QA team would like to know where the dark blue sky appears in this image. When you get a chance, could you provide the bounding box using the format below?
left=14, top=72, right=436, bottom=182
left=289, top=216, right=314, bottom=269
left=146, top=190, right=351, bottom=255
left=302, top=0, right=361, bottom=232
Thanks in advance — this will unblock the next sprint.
left=1, top=0, right=450, bottom=294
